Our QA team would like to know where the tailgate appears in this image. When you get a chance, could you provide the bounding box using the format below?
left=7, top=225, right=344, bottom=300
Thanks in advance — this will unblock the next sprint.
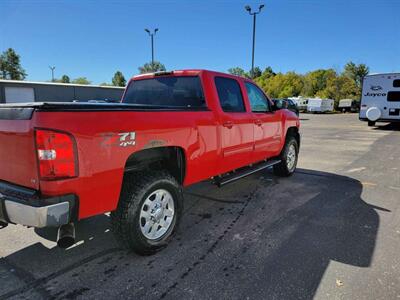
left=0, top=107, right=39, bottom=190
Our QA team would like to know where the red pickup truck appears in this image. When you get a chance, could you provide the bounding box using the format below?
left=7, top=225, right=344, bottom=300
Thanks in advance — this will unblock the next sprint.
left=0, top=70, right=300, bottom=254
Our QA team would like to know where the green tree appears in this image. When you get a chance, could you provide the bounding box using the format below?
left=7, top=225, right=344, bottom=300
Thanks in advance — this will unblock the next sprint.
left=112, top=71, right=126, bottom=86
left=320, top=75, right=359, bottom=103
left=260, top=72, right=303, bottom=98
left=71, top=77, right=91, bottom=85
left=100, top=82, right=113, bottom=86
left=254, top=66, right=276, bottom=90
left=0, top=57, right=6, bottom=79
left=227, top=67, right=248, bottom=78
left=0, top=48, right=27, bottom=80
left=262, top=66, right=276, bottom=77
left=59, top=75, right=70, bottom=83
left=138, top=61, right=166, bottom=74
left=302, top=69, right=336, bottom=97
left=227, top=62, right=367, bottom=107
left=343, top=61, right=369, bottom=88
left=250, top=66, right=262, bottom=78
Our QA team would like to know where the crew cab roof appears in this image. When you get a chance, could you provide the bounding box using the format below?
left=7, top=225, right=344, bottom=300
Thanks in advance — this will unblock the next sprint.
left=131, top=69, right=249, bottom=82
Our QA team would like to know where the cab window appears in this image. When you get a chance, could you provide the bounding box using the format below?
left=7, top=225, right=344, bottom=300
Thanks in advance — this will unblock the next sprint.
left=245, top=82, right=270, bottom=112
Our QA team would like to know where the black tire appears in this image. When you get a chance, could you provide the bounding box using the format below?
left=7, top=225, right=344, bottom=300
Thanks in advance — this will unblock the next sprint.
left=273, top=136, right=299, bottom=177
left=368, top=121, right=376, bottom=127
left=111, top=170, right=183, bottom=255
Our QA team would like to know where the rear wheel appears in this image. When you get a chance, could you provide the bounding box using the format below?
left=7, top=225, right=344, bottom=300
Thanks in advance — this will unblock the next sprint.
left=273, top=136, right=299, bottom=177
left=368, top=121, right=376, bottom=127
left=111, top=171, right=183, bottom=255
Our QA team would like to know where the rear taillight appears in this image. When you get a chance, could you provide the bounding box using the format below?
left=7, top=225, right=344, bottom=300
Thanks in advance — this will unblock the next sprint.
left=35, top=129, right=78, bottom=180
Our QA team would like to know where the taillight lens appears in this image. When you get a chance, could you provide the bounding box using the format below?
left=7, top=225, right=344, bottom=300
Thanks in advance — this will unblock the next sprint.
left=35, top=129, right=78, bottom=180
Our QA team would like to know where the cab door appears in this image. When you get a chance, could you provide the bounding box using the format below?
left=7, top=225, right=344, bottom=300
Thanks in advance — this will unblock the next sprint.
left=214, top=76, right=254, bottom=174
left=244, top=81, right=282, bottom=161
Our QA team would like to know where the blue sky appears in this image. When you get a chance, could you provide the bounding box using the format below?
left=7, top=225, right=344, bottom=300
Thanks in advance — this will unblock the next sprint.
left=1, top=0, right=399, bottom=84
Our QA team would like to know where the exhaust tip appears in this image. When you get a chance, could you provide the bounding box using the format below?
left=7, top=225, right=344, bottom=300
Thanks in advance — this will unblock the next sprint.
left=57, top=236, right=75, bottom=248
left=57, top=223, right=75, bottom=249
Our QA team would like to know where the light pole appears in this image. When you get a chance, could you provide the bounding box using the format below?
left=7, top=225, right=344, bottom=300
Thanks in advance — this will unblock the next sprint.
left=245, top=4, right=264, bottom=78
left=145, top=28, right=159, bottom=70
left=49, top=66, right=55, bottom=82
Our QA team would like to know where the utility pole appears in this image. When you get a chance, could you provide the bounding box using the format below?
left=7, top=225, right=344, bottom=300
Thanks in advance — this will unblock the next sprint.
left=49, top=66, right=56, bottom=82
left=144, top=28, right=159, bottom=70
left=245, top=4, right=265, bottom=79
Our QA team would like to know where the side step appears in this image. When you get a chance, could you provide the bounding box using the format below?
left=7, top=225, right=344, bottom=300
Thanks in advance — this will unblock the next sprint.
left=214, top=159, right=281, bottom=187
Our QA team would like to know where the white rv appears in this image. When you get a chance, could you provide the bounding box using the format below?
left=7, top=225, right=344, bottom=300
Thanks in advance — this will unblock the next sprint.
left=307, top=98, right=334, bottom=113
left=289, top=96, right=308, bottom=111
left=360, top=73, right=400, bottom=126
left=338, top=99, right=359, bottom=112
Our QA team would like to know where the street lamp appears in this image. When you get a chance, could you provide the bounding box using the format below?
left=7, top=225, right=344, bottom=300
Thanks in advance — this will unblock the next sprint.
left=245, top=4, right=265, bottom=78
left=49, top=66, right=55, bottom=82
left=145, top=28, right=159, bottom=70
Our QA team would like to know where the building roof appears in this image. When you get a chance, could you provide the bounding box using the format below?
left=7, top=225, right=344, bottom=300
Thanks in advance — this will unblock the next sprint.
left=0, top=79, right=125, bottom=89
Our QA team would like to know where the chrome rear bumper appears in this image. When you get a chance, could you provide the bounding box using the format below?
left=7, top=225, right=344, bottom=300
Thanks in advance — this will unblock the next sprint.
left=2, top=200, right=70, bottom=227
left=0, top=181, right=77, bottom=228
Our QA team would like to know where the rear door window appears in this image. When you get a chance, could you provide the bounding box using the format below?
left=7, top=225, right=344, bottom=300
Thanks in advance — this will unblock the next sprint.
left=214, top=77, right=246, bottom=112
left=393, top=80, right=400, bottom=88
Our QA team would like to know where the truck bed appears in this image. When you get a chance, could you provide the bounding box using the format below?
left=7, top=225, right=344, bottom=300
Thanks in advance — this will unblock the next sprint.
left=0, top=102, right=208, bottom=120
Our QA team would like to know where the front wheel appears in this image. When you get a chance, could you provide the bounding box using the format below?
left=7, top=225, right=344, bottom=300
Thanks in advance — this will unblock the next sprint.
left=111, top=171, right=183, bottom=255
left=273, top=136, right=299, bottom=177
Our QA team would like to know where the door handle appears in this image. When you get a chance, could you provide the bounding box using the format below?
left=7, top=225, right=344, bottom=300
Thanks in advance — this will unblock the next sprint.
left=254, top=119, right=262, bottom=126
left=223, top=121, right=234, bottom=129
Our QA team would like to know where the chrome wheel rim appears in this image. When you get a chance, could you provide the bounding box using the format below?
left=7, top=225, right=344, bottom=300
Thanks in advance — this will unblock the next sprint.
left=286, top=144, right=297, bottom=171
left=140, top=189, right=175, bottom=240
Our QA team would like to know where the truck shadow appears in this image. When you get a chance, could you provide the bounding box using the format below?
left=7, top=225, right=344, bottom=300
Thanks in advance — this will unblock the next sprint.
left=230, top=169, right=383, bottom=299
left=373, top=123, right=400, bottom=131
left=0, top=169, right=381, bottom=299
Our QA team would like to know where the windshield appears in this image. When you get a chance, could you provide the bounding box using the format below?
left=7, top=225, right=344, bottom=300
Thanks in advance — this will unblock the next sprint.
left=122, top=76, right=206, bottom=108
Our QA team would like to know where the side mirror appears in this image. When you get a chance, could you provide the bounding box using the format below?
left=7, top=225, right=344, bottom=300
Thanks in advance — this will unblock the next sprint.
left=272, top=101, right=283, bottom=110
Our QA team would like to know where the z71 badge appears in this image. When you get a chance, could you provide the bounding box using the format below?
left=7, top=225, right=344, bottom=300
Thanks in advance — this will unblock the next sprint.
left=118, top=132, right=136, bottom=147
left=101, top=132, right=136, bottom=148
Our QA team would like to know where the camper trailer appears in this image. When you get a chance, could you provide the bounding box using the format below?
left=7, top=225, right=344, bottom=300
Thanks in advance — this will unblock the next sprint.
left=338, top=99, right=359, bottom=113
left=307, top=98, right=334, bottom=113
left=360, top=73, right=400, bottom=126
left=0, top=80, right=124, bottom=103
left=289, top=96, right=308, bottom=111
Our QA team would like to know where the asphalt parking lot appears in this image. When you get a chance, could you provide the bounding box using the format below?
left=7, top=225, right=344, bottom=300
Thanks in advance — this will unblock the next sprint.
left=1, top=113, right=399, bottom=300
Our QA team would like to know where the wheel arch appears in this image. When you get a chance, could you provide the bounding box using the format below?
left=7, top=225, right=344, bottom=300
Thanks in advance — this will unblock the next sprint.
left=286, top=126, right=300, bottom=148
left=123, top=146, right=186, bottom=185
